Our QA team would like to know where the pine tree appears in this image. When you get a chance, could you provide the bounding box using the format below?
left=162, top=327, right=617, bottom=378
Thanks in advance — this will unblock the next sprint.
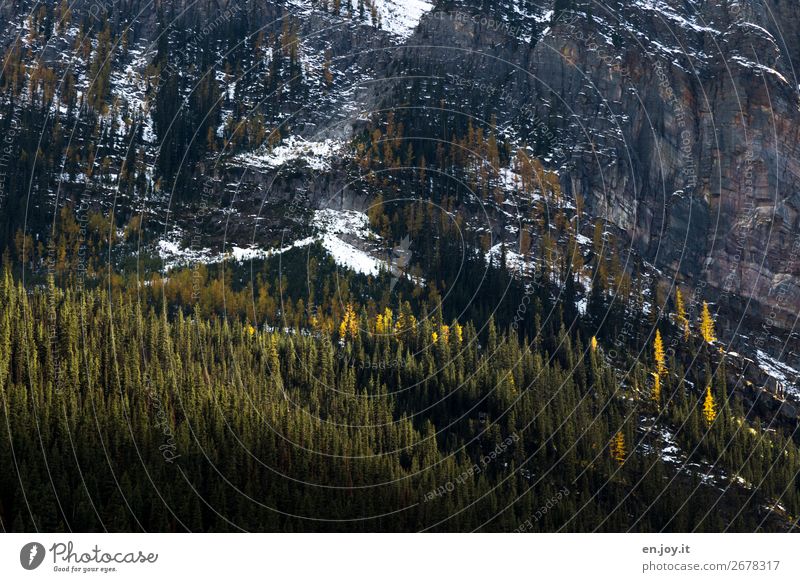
left=700, top=302, right=716, bottom=344
left=3, top=233, right=800, bottom=531
left=88, top=26, right=113, bottom=113
left=323, top=49, right=334, bottom=88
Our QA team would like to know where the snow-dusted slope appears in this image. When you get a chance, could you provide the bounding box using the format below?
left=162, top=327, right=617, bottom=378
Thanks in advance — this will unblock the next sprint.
left=287, top=0, right=433, bottom=39
left=157, top=208, right=390, bottom=277
left=234, top=137, right=344, bottom=172
left=373, top=0, right=434, bottom=39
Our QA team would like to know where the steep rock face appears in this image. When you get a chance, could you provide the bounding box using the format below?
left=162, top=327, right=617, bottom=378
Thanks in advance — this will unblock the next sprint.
left=396, top=0, right=800, bottom=332
left=2, top=0, right=797, bottom=335
left=558, top=0, right=800, bottom=332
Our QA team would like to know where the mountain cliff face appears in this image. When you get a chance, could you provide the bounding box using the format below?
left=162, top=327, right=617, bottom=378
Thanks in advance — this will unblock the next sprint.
left=536, top=0, right=800, bottom=333
left=1, top=0, right=798, bottom=353
left=380, top=0, right=800, bottom=336
left=222, top=0, right=800, bottom=335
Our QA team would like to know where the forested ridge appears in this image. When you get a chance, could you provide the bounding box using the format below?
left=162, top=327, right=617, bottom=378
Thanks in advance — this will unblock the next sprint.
left=1, top=259, right=798, bottom=532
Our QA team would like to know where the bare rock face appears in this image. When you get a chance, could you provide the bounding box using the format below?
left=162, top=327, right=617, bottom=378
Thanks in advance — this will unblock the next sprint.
left=399, top=0, right=799, bottom=332
left=564, top=0, right=800, bottom=331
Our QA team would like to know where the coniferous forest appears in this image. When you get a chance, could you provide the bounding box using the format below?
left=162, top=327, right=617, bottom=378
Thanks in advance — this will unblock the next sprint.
left=1, top=250, right=798, bottom=532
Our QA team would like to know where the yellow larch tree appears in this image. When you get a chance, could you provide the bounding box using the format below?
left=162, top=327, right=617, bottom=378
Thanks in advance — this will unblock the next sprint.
left=652, top=372, right=661, bottom=404
left=610, top=431, right=627, bottom=464
left=700, top=302, right=716, bottom=344
left=347, top=305, right=359, bottom=338
left=675, top=287, right=689, bottom=340
left=406, top=313, right=418, bottom=333
left=702, top=385, right=717, bottom=426
left=591, top=336, right=598, bottom=351
left=375, top=313, right=385, bottom=334
left=339, top=303, right=359, bottom=340
left=375, top=307, right=393, bottom=334
left=653, top=329, right=667, bottom=376
left=454, top=322, right=464, bottom=344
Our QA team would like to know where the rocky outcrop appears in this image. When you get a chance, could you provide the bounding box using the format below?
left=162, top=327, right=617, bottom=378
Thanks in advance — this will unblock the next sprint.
left=393, top=0, right=800, bottom=334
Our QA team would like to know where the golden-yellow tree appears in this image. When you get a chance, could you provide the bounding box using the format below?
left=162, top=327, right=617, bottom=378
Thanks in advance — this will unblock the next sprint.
left=652, top=372, right=661, bottom=404
left=591, top=336, right=598, bottom=351
left=394, top=309, right=416, bottom=334
left=653, top=329, right=667, bottom=377
left=339, top=303, right=358, bottom=340
left=610, top=431, right=627, bottom=464
left=375, top=307, right=393, bottom=334
left=702, top=385, right=717, bottom=425
left=454, top=322, right=464, bottom=344
left=700, top=302, right=716, bottom=344
left=675, top=288, right=689, bottom=340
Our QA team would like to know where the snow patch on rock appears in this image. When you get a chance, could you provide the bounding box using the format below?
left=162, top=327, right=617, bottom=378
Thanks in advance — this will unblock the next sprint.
left=234, top=137, right=344, bottom=172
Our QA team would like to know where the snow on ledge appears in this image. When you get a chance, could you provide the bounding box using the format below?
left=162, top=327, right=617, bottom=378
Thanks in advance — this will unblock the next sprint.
left=287, top=0, right=432, bottom=40
left=157, top=209, right=386, bottom=278
left=233, top=136, right=344, bottom=172
left=374, top=0, right=434, bottom=39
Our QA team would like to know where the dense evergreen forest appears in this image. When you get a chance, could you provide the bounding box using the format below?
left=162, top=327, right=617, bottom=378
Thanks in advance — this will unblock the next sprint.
left=1, top=253, right=798, bottom=532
